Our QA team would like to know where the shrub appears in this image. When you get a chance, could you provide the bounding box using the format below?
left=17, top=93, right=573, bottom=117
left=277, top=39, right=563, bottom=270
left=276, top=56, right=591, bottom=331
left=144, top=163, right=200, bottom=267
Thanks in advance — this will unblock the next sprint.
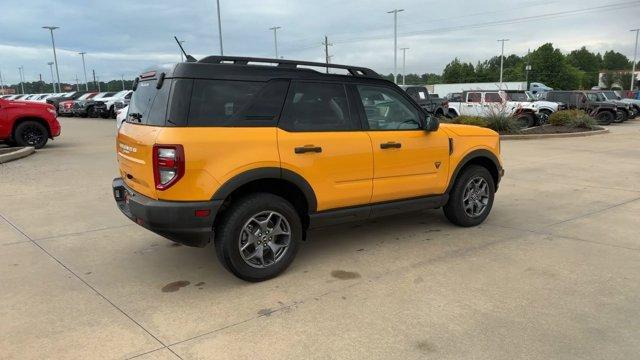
left=548, top=109, right=596, bottom=129
left=484, top=113, right=520, bottom=134
left=569, top=112, right=597, bottom=129
left=454, top=115, right=487, bottom=127
left=549, top=110, right=575, bottom=126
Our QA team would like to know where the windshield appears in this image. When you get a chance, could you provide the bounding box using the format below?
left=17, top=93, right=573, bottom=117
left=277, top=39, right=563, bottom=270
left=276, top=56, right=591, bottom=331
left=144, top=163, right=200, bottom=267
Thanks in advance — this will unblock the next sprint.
left=602, top=91, right=617, bottom=100
left=78, top=93, right=93, bottom=100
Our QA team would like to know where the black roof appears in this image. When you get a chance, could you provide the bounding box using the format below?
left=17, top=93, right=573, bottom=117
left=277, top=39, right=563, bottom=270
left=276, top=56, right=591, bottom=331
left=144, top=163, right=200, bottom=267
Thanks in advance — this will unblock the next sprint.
left=145, top=56, right=386, bottom=84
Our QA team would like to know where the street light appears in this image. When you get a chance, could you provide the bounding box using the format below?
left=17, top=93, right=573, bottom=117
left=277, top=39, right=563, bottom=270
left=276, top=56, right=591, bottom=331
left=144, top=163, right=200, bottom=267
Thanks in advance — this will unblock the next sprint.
left=216, top=0, right=224, bottom=55
left=43, top=26, right=61, bottom=93
left=630, top=29, right=639, bottom=91
left=387, top=9, right=404, bottom=84
left=497, top=39, right=510, bottom=89
left=400, top=47, right=409, bottom=85
left=78, top=52, right=89, bottom=91
left=47, top=62, right=55, bottom=93
left=269, top=26, right=281, bottom=58
left=18, top=66, right=25, bottom=94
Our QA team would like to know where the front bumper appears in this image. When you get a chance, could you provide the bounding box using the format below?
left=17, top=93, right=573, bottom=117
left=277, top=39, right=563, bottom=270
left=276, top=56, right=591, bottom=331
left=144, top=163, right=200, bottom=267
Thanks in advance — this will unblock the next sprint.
left=112, top=178, right=223, bottom=247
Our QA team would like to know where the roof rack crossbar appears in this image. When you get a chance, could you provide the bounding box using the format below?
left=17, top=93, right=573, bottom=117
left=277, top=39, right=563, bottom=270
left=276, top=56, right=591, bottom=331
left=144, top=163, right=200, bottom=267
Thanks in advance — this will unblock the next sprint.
left=198, top=56, right=379, bottom=78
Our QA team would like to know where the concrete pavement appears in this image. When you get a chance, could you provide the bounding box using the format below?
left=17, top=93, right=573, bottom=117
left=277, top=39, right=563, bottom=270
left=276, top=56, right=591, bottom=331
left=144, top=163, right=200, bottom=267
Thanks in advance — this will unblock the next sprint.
left=1, top=118, right=639, bottom=359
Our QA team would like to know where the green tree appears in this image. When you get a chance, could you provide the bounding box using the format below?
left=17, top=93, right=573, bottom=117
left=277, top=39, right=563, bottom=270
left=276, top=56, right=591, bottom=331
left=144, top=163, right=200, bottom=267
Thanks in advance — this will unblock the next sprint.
left=528, top=43, right=580, bottom=89
left=420, top=73, right=441, bottom=84
left=566, top=47, right=601, bottom=89
left=441, top=58, right=475, bottom=83
left=602, top=51, right=630, bottom=70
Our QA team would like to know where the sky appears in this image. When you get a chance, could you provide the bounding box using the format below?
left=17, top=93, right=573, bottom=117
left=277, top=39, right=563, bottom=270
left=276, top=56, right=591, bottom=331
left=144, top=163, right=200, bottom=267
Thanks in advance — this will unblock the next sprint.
left=1, top=0, right=639, bottom=85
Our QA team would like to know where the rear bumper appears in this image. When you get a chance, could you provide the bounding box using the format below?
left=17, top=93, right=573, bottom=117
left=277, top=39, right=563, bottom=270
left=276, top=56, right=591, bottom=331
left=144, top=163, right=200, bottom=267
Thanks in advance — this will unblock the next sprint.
left=112, top=178, right=223, bottom=247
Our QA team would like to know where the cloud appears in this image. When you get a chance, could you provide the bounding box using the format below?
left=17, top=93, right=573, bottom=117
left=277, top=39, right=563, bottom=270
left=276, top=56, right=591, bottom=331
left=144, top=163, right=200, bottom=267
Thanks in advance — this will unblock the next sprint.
left=0, top=0, right=638, bottom=85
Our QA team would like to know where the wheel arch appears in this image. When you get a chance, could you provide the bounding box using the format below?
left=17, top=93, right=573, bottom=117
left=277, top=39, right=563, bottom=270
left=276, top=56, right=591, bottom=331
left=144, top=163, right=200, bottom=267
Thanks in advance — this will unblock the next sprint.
left=12, top=116, right=52, bottom=140
left=211, top=167, right=318, bottom=231
left=446, top=150, right=502, bottom=194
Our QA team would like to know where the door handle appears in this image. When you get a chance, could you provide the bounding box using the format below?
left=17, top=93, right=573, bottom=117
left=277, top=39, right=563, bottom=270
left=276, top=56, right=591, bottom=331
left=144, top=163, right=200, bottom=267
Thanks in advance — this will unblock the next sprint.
left=380, top=142, right=401, bottom=149
left=295, top=145, right=322, bottom=154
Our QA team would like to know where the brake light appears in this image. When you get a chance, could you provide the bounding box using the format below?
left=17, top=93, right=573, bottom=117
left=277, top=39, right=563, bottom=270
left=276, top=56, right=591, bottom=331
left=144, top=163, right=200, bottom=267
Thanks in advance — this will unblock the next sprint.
left=153, top=144, right=185, bottom=190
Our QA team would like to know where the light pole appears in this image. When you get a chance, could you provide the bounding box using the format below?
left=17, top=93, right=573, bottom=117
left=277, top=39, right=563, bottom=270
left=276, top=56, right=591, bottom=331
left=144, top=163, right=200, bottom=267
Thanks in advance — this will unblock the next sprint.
left=0, top=69, right=4, bottom=94
left=18, top=66, right=25, bottom=94
left=269, top=26, right=281, bottom=58
left=400, top=47, right=409, bottom=85
left=43, top=26, right=61, bottom=93
left=47, top=62, right=55, bottom=92
left=121, top=75, right=125, bottom=90
left=79, top=52, right=89, bottom=91
left=216, top=0, right=224, bottom=55
left=387, top=9, right=404, bottom=84
left=630, top=29, right=639, bottom=91
left=497, top=39, right=510, bottom=89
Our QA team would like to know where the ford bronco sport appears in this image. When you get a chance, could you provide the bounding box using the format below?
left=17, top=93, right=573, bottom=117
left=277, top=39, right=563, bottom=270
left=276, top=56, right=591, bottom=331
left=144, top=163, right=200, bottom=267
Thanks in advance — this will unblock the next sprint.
left=112, top=57, right=503, bottom=282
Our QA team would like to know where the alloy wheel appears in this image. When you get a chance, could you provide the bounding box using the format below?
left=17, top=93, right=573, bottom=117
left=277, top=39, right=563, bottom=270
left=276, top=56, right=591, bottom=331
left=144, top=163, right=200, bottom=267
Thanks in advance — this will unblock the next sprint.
left=21, top=125, right=44, bottom=147
left=238, top=211, right=291, bottom=268
left=462, top=176, right=490, bottom=218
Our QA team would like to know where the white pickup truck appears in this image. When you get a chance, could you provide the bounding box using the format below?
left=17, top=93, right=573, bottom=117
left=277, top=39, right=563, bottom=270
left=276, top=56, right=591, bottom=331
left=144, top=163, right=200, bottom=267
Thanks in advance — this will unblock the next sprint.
left=448, top=90, right=539, bottom=128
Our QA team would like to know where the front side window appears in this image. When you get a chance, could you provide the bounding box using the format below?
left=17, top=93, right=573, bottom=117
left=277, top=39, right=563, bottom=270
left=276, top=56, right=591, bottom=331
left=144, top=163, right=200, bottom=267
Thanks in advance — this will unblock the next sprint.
left=357, top=85, right=421, bottom=130
left=484, top=92, right=502, bottom=103
left=467, top=92, right=481, bottom=102
left=280, top=82, right=355, bottom=131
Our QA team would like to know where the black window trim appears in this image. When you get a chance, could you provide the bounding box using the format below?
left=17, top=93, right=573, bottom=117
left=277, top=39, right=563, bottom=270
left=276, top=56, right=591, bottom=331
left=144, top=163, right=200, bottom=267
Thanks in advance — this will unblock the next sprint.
left=350, top=82, right=427, bottom=132
left=277, top=80, right=362, bottom=133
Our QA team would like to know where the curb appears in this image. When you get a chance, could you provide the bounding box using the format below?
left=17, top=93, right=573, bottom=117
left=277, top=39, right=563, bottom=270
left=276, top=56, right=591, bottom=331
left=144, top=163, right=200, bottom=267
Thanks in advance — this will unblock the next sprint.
left=0, top=147, right=35, bottom=164
left=501, top=128, right=609, bottom=140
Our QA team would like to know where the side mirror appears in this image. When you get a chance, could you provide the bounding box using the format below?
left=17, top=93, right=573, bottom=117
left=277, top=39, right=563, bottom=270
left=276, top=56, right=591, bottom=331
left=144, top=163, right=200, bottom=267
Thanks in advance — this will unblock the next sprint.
left=423, top=114, right=439, bottom=132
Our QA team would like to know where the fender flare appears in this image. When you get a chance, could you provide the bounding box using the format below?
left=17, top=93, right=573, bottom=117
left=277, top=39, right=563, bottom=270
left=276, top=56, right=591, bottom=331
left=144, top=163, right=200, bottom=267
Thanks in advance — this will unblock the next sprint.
left=211, top=167, right=318, bottom=212
left=445, top=149, right=502, bottom=194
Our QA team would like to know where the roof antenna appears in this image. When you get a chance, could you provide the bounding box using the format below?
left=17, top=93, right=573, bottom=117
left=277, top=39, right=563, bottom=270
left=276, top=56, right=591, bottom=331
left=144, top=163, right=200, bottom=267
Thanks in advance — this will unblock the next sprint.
left=174, top=36, right=197, bottom=62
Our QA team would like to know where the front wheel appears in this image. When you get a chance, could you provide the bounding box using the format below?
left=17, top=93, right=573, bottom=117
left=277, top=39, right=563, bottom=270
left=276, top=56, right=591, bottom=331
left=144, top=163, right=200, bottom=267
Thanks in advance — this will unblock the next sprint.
left=538, top=109, right=552, bottom=125
left=596, top=111, right=613, bottom=125
left=443, top=165, right=495, bottom=227
left=14, top=121, right=49, bottom=149
left=215, top=193, right=302, bottom=282
left=614, top=110, right=627, bottom=123
left=516, top=113, right=535, bottom=128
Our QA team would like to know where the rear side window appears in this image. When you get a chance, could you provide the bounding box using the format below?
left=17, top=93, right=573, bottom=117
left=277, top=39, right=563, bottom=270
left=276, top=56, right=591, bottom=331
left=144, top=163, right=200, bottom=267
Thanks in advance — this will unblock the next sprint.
left=467, top=92, right=481, bottom=102
left=187, top=79, right=288, bottom=126
left=484, top=92, right=502, bottom=103
left=280, top=82, right=356, bottom=132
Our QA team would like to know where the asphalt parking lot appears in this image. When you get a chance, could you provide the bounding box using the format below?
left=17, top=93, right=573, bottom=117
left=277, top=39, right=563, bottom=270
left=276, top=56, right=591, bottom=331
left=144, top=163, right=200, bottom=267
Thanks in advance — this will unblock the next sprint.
left=2, top=117, right=640, bottom=359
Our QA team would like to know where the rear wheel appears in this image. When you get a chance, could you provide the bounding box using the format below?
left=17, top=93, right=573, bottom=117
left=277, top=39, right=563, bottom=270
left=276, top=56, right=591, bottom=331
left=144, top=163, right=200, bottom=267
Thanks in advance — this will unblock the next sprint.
left=14, top=121, right=49, bottom=149
left=615, top=110, right=627, bottom=123
left=215, top=193, right=302, bottom=282
left=516, top=113, right=535, bottom=128
left=87, top=106, right=97, bottom=118
left=596, top=111, right=613, bottom=125
left=443, top=165, right=495, bottom=227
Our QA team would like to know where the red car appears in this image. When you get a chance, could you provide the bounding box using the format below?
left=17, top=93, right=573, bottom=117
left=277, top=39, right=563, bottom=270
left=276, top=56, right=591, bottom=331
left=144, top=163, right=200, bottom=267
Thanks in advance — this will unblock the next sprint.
left=0, top=98, right=61, bottom=149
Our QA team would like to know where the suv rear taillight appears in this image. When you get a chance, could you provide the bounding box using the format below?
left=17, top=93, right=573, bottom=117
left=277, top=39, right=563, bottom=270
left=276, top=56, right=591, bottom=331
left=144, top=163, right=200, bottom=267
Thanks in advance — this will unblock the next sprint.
left=153, top=144, right=185, bottom=190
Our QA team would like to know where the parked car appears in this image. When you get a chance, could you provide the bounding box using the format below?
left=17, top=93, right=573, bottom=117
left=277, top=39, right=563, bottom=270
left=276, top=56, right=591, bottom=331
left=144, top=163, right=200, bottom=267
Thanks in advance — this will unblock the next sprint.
left=545, top=91, right=618, bottom=125
left=447, top=90, right=539, bottom=127
left=504, top=90, right=565, bottom=124
left=94, top=90, right=133, bottom=118
left=72, top=92, right=115, bottom=117
left=600, top=90, right=640, bottom=119
left=47, top=91, right=87, bottom=113
left=112, top=56, right=504, bottom=281
left=588, top=91, right=634, bottom=121
left=0, top=97, right=61, bottom=148
left=60, top=92, right=96, bottom=116
left=399, top=85, right=449, bottom=117
left=115, top=105, right=128, bottom=129
left=529, top=82, right=553, bottom=95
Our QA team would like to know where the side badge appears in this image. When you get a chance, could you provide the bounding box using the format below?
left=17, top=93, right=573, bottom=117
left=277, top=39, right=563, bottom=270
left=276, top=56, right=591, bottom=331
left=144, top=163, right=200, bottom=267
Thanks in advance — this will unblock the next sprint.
left=435, top=161, right=441, bottom=169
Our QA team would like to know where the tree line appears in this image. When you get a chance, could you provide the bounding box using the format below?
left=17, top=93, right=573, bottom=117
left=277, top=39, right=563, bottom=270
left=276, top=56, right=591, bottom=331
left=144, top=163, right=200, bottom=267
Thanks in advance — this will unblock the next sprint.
left=384, top=43, right=637, bottom=90
left=3, top=79, right=134, bottom=95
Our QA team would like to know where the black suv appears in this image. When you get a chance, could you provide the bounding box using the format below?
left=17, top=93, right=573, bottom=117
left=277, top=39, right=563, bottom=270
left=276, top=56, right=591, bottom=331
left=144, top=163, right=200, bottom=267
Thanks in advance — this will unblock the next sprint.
left=588, top=91, right=635, bottom=121
left=47, top=91, right=87, bottom=113
left=399, top=85, right=449, bottom=117
left=545, top=91, right=618, bottom=125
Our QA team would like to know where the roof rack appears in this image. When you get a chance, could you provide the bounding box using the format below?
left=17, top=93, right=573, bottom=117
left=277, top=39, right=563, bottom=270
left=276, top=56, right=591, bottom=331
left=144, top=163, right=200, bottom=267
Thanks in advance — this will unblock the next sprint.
left=198, top=56, right=380, bottom=78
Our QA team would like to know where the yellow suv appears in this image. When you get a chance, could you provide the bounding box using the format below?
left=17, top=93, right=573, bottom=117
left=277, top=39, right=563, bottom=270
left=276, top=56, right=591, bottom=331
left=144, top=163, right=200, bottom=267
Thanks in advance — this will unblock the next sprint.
left=112, top=57, right=503, bottom=281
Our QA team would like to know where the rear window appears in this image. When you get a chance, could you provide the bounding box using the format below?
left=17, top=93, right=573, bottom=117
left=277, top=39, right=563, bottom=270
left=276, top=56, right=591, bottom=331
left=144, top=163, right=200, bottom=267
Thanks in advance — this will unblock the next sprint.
left=127, top=78, right=170, bottom=126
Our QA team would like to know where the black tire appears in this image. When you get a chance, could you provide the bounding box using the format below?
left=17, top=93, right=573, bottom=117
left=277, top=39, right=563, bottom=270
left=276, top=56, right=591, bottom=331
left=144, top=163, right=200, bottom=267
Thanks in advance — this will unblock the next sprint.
left=86, top=106, right=97, bottom=118
left=596, top=111, right=613, bottom=125
left=448, top=109, right=458, bottom=118
left=14, top=121, right=49, bottom=149
left=614, top=110, right=627, bottom=123
left=516, top=113, right=535, bottom=128
left=443, top=165, right=495, bottom=227
left=538, top=109, right=552, bottom=125
left=214, top=193, right=302, bottom=282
